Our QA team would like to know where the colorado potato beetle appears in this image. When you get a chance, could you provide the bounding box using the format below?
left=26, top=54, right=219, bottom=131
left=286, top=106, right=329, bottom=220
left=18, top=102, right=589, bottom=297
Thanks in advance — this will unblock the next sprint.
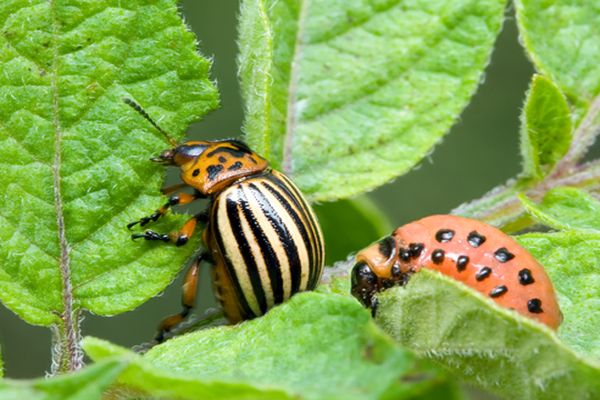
left=351, top=215, right=561, bottom=329
left=125, top=99, right=325, bottom=341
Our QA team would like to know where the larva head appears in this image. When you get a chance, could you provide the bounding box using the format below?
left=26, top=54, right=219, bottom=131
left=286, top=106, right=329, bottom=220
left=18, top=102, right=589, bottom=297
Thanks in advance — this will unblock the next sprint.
left=155, top=140, right=269, bottom=195
left=351, top=236, right=406, bottom=308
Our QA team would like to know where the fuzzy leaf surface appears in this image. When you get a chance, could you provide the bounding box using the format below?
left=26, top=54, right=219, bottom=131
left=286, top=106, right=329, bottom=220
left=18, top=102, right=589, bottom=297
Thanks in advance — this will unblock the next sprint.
left=315, top=196, right=391, bottom=265
left=239, top=0, right=506, bottom=201
left=0, top=358, right=126, bottom=400
left=85, top=292, right=455, bottom=400
left=376, top=267, right=600, bottom=400
left=520, top=74, right=572, bottom=179
left=0, top=0, right=218, bottom=325
left=521, top=187, right=600, bottom=232
left=518, top=231, right=600, bottom=359
left=515, top=0, right=600, bottom=164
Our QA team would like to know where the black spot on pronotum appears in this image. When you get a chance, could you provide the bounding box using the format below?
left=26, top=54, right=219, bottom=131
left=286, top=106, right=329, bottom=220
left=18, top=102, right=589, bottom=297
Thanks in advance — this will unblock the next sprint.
left=528, top=298, right=543, bottom=313
left=228, top=161, right=243, bottom=171
left=218, top=156, right=227, bottom=163
left=409, top=243, right=424, bottom=258
left=489, top=285, right=508, bottom=298
left=467, top=231, right=486, bottom=247
left=431, top=249, right=445, bottom=264
left=206, top=164, right=224, bottom=181
left=192, top=168, right=200, bottom=177
left=378, top=236, right=395, bottom=259
left=494, top=247, right=515, bottom=263
left=456, top=255, right=469, bottom=272
left=435, top=229, right=455, bottom=243
left=475, top=266, right=492, bottom=281
left=518, top=268, right=535, bottom=285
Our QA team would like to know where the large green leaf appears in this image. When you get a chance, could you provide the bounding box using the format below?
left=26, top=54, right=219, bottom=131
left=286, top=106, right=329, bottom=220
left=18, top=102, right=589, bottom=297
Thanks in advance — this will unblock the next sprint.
left=515, top=0, right=600, bottom=163
left=521, top=187, right=600, bottom=232
left=520, top=74, right=572, bottom=180
left=0, top=358, right=126, bottom=400
left=376, top=268, right=600, bottom=400
left=238, top=0, right=506, bottom=201
left=517, top=231, right=600, bottom=359
left=315, top=196, right=391, bottom=265
left=0, top=0, right=218, bottom=329
left=85, top=292, right=457, bottom=400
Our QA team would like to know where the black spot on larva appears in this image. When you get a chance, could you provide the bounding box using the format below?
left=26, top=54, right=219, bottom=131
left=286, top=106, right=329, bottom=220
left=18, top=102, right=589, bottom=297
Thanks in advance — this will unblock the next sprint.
left=467, top=231, right=486, bottom=247
left=431, top=249, right=445, bottom=264
left=206, top=164, right=224, bottom=181
left=249, top=156, right=258, bottom=164
left=228, top=161, right=243, bottom=171
left=456, top=255, right=469, bottom=272
left=218, top=156, right=227, bottom=163
left=528, top=298, right=543, bottom=313
left=192, top=169, right=200, bottom=177
left=489, top=285, right=508, bottom=298
left=475, top=266, right=492, bottom=281
left=391, top=265, right=401, bottom=277
left=378, top=236, right=395, bottom=259
left=409, top=243, right=424, bottom=258
left=494, top=247, right=515, bottom=263
left=399, top=248, right=411, bottom=262
left=435, top=229, right=455, bottom=243
left=518, top=268, right=535, bottom=285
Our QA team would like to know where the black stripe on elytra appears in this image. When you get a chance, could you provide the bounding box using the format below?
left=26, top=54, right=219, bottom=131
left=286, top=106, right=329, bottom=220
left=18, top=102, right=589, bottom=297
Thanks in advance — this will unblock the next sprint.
left=225, top=197, right=268, bottom=315
left=271, top=172, right=323, bottom=286
left=264, top=174, right=321, bottom=288
left=214, top=199, right=254, bottom=319
left=249, top=182, right=302, bottom=295
left=262, top=180, right=314, bottom=288
left=238, top=186, right=285, bottom=306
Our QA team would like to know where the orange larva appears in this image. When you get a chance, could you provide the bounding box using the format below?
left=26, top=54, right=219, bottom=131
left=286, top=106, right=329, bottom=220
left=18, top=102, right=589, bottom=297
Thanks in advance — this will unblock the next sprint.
left=351, top=215, right=562, bottom=329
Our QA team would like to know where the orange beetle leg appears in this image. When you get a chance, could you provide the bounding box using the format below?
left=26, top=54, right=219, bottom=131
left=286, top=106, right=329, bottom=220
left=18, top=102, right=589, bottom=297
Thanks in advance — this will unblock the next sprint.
left=131, top=211, right=208, bottom=246
left=155, top=252, right=212, bottom=342
left=127, top=191, right=204, bottom=229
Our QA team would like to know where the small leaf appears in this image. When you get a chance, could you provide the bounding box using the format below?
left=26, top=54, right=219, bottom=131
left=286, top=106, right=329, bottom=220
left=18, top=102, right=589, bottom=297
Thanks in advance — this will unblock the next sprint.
left=0, top=0, right=218, bottom=328
left=376, top=269, right=600, bottom=400
left=518, top=231, right=600, bottom=359
left=85, top=292, right=451, bottom=400
left=239, top=0, right=506, bottom=201
left=315, top=196, right=391, bottom=265
left=0, top=358, right=126, bottom=400
left=515, top=0, right=600, bottom=164
left=520, top=74, right=572, bottom=179
left=515, top=0, right=600, bottom=113
left=521, top=187, right=600, bottom=232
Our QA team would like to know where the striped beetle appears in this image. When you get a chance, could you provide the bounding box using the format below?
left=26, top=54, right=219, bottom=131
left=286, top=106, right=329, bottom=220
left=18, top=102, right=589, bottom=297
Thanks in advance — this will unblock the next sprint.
left=125, top=100, right=325, bottom=341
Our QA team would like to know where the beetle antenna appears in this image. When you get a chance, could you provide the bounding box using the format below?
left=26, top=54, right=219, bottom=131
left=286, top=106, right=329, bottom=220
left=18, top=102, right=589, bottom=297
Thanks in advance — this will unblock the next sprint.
left=123, top=98, right=178, bottom=147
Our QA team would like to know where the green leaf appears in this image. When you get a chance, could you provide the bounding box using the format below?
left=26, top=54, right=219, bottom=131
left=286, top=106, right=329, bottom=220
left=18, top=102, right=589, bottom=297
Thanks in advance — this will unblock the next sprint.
left=0, top=345, right=3, bottom=378
left=376, top=269, right=600, bottom=400
left=521, top=187, right=600, bottom=232
left=85, top=292, right=452, bottom=400
left=515, top=0, right=600, bottom=113
left=520, top=74, right=572, bottom=179
left=315, top=196, right=391, bottom=265
left=0, top=358, right=126, bottom=400
left=515, top=0, right=600, bottom=165
left=518, top=231, right=600, bottom=359
left=0, top=0, right=218, bottom=328
left=239, top=0, right=506, bottom=201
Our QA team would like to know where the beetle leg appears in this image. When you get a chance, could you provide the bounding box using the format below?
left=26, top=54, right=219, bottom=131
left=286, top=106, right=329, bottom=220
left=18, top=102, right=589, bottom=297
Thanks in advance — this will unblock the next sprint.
left=127, top=191, right=204, bottom=229
left=131, top=211, right=208, bottom=246
left=160, top=183, right=187, bottom=195
left=155, top=251, right=213, bottom=343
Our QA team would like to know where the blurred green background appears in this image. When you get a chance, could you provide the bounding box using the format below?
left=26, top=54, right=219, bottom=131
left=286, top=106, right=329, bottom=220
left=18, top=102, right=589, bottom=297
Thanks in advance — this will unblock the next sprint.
left=1, top=1, right=596, bottom=380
